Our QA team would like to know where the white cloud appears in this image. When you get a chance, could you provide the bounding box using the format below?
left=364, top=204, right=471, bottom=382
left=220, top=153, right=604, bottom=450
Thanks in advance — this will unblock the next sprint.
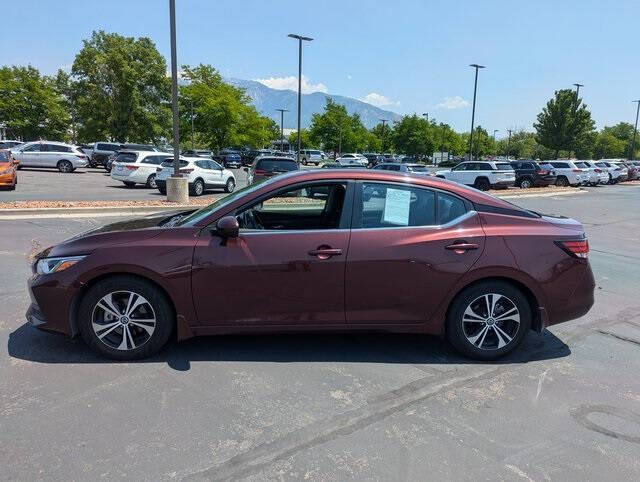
left=347, top=74, right=352, bottom=80
left=254, top=75, right=328, bottom=94
left=434, top=96, right=470, bottom=110
left=360, top=92, right=400, bottom=107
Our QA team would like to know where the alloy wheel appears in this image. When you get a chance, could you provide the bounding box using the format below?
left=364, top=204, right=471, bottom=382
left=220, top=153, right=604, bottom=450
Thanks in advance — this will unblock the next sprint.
left=91, top=291, right=156, bottom=351
left=520, top=179, right=532, bottom=189
left=194, top=180, right=204, bottom=196
left=58, top=160, right=72, bottom=173
left=461, top=293, right=520, bottom=350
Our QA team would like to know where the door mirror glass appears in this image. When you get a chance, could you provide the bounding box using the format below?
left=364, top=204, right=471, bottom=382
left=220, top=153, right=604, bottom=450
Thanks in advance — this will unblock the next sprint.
left=216, top=216, right=239, bottom=238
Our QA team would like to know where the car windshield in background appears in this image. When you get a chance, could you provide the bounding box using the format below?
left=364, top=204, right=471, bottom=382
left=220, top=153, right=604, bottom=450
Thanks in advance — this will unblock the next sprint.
left=257, top=159, right=298, bottom=172
left=496, top=163, right=514, bottom=170
left=0, top=152, right=9, bottom=162
left=115, top=152, right=137, bottom=162
left=406, top=165, right=428, bottom=172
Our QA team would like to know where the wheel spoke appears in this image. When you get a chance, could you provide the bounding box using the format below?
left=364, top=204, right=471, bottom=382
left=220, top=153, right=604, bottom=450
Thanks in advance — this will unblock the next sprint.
left=125, top=294, right=146, bottom=317
left=494, top=307, right=519, bottom=322
left=489, top=294, right=502, bottom=318
left=493, top=324, right=513, bottom=348
left=467, top=325, right=489, bottom=346
left=484, top=295, right=491, bottom=318
left=130, top=320, right=155, bottom=335
left=99, top=294, right=121, bottom=318
left=124, top=292, right=136, bottom=317
left=93, top=321, right=120, bottom=339
left=125, top=325, right=136, bottom=349
left=464, top=306, right=486, bottom=322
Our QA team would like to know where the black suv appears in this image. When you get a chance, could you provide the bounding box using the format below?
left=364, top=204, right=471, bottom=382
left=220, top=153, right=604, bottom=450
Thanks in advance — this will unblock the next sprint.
left=509, top=160, right=557, bottom=188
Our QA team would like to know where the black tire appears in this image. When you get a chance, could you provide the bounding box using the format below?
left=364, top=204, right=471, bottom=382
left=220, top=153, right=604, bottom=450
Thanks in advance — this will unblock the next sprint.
left=145, top=174, right=157, bottom=189
left=190, top=178, right=204, bottom=196
left=518, top=177, right=533, bottom=189
left=556, top=176, right=569, bottom=187
left=446, top=281, right=531, bottom=360
left=474, top=177, right=490, bottom=191
left=123, top=181, right=136, bottom=188
left=57, top=160, right=73, bottom=173
left=77, top=275, right=174, bottom=360
left=225, top=177, right=236, bottom=193
left=158, top=186, right=167, bottom=195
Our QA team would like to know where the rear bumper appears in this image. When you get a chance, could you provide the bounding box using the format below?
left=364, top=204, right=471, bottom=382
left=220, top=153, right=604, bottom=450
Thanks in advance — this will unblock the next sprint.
left=534, top=176, right=556, bottom=186
left=545, top=262, right=595, bottom=329
left=0, top=172, right=16, bottom=185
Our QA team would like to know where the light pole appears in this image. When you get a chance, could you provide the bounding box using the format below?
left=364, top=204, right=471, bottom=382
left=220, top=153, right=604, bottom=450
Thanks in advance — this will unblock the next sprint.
left=631, top=100, right=640, bottom=160
left=572, top=83, right=584, bottom=158
left=379, top=119, right=388, bottom=153
left=166, top=0, right=187, bottom=202
left=468, top=64, right=485, bottom=161
left=189, top=98, right=194, bottom=150
left=276, top=108, right=288, bottom=152
left=493, top=129, right=498, bottom=156
left=422, top=113, right=429, bottom=122
left=506, top=129, right=513, bottom=159
left=288, top=33, right=313, bottom=162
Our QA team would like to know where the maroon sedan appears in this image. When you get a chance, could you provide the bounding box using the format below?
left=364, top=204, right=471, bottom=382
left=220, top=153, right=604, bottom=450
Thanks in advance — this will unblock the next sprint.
left=27, top=169, right=595, bottom=360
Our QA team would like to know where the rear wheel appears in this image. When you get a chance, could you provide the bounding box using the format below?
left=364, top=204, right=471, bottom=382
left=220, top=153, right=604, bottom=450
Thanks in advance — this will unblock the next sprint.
left=474, top=177, right=490, bottom=191
left=190, top=178, right=204, bottom=196
left=446, top=281, right=531, bottom=360
left=78, top=276, right=174, bottom=360
left=146, top=174, right=157, bottom=189
left=57, top=160, right=73, bottom=173
left=225, top=177, right=236, bottom=193
left=556, top=176, right=569, bottom=187
left=519, top=177, right=533, bottom=189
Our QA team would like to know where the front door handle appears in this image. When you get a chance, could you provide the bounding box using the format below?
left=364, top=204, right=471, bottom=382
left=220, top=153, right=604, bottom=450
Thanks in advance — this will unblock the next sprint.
left=308, top=247, right=343, bottom=259
left=445, top=242, right=479, bottom=252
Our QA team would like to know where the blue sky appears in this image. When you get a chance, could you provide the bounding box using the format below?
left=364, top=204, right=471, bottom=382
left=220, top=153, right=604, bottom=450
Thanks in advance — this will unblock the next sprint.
left=2, top=0, right=639, bottom=135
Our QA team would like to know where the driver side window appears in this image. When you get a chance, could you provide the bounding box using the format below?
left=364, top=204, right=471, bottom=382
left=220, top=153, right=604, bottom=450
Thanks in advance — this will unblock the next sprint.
left=236, top=183, right=347, bottom=231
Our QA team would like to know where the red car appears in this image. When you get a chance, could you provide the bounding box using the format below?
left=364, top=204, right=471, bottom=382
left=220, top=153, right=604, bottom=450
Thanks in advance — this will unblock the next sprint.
left=27, top=169, right=595, bottom=360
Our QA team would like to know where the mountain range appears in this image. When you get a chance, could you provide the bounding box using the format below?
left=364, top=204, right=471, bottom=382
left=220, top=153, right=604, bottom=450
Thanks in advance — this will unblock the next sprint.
left=225, top=78, right=403, bottom=130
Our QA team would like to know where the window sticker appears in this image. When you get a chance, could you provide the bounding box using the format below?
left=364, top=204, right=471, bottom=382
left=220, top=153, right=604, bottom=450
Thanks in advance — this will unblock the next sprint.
left=383, top=188, right=411, bottom=226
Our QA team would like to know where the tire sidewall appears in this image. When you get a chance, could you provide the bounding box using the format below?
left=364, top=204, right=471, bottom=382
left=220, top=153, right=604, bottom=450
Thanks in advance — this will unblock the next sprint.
left=446, top=281, right=531, bottom=360
left=225, top=178, right=235, bottom=193
left=58, top=160, right=72, bottom=173
left=192, top=179, right=204, bottom=196
left=147, top=174, right=157, bottom=189
left=77, top=276, right=174, bottom=360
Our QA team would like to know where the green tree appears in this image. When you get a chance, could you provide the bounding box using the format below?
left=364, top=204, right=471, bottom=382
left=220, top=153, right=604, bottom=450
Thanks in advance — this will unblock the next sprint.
left=593, top=131, right=626, bottom=159
left=287, top=128, right=312, bottom=150
left=309, top=98, right=371, bottom=154
left=179, top=64, right=277, bottom=150
left=0, top=65, right=70, bottom=141
left=534, top=89, right=595, bottom=158
left=391, top=114, right=434, bottom=157
left=71, top=30, right=171, bottom=143
left=462, top=126, right=493, bottom=159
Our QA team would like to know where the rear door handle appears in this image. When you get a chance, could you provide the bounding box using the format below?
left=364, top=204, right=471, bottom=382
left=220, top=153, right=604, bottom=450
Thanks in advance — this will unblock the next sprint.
left=308, top=247, right=343, bottom=259
left=445, top=242, right=479, bottom=252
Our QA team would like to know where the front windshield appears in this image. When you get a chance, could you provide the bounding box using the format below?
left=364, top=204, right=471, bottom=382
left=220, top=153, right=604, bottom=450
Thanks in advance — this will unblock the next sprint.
left=407, top=165, right=428, bottom=172
left=176, top=178, right=274, bottom=226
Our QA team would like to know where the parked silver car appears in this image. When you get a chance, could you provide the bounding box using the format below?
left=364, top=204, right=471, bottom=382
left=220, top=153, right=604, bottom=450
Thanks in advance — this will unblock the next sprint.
left=299, top=149, right=327, bottom=165
left=10, top=141, right=88, bottom=173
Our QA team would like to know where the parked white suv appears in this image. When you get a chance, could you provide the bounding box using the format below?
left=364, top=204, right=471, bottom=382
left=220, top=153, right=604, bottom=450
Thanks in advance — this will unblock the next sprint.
left=10, top=141, right=88, bottom=173
left=299, top=149, right=327, bottom=165
left=335, top=153, right=367, bottom=166
left=110, top=150, right=172, bottom=188
left=436, top=161, right=516, bottom=190
left=594, top=160, right=624, bottom=184
left=545, top=161, right=584, bottom=187
left=155, top=157, right=236, bottom=196
left=575, top=161, right=608, bottom=185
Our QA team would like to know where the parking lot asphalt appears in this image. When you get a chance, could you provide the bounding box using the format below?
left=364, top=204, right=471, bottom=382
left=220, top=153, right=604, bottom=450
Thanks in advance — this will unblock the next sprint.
left=2, top=185, right=640, bottom=480
left=0, top=166, right=249, bottom=201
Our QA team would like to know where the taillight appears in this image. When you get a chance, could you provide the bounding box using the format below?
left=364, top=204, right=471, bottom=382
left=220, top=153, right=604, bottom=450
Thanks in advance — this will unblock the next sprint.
left=75, top=154, right=87, bottom=159
left=572, top=169, right=582, bottom=173
left=536, top=169, right=549, bottom=175
left=179, top=168, right=194, bottom=174
left=594, top=168, right=602, bottom=173
left=555, top=239, right=589, bottom=259
left=124, top=164, right=138, bottom=170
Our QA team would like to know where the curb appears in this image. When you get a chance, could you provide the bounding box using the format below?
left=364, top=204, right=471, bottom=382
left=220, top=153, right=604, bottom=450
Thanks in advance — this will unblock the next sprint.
left=495, top=189, right=585, bottom=199
left=0, top=204, right=193, bottom=220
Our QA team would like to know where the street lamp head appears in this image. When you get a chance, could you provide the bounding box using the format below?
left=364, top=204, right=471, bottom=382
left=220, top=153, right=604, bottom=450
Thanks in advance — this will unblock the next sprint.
left=573, top=83, right=584, bottom=88
left=469, top=64, right=486, bottom=69
left=633, top=100, right=640, bottom=104
left=276, top=108, right=289, bottom=113
left=288, top=34, right=313, bottom=41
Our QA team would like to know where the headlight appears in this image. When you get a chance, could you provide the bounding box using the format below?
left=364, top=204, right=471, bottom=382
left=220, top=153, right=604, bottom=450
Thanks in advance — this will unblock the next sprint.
left=36, top=256, right=86, bottom=274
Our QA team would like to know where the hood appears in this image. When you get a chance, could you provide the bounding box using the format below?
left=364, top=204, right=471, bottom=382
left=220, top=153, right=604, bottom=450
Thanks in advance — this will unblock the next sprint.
left=41, top=210, right=193, bottom=258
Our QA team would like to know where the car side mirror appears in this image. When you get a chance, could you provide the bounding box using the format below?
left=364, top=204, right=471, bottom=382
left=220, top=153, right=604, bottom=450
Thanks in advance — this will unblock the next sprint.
left=215, top=216, right=239, bottom=242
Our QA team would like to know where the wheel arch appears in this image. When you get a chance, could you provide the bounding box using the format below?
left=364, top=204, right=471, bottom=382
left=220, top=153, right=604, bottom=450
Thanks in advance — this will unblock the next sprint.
left=70, top=272, right=193, bottom=340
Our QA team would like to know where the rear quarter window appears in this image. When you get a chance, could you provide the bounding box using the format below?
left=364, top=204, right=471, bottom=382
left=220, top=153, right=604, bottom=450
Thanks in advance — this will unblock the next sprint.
left=495, top=163, right=514, bottom=170
left=256, top=159, right=298, bottom=172
left=438, top=192, right=467, bottom=224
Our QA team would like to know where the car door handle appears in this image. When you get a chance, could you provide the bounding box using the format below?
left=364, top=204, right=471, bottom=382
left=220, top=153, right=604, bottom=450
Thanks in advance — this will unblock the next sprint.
left=308, top=247, right=343, bottom=259
left=445, top=242, right=479, bottom=252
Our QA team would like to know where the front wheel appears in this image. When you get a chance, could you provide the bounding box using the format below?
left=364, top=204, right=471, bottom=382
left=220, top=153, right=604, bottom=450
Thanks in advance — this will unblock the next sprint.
left=474, top=178, right=490, bottom=191
left=146, top=174, right=157, bottom=189
left=190, top=178, right=204, bottom=196
left=446, top=281, right=531, bottom=360
left=519, top=178, right=532, bottom=189
left=556, top=176, right=569, bottom=187
left=77, top=276, right=174, bottom=360
left=225, top=177, right=236, bottom=193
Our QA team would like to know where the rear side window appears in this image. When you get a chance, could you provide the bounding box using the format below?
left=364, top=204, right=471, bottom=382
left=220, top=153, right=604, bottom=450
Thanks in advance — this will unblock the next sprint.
left=195, top=160, right=208, bottom=169
left=141, top=155, right=164, bottom=165
left=115, top=152, right=138, bottom=163
left=162, top=159, right=188, bottom=168
left=256, top=158, right=298, bottom=172
left=551, top=162, right=569, bottom=168
left=97, top=143, right=121, bottom=151
left=495, top=163, right=513, bottom=170
left=360, top=183, right=436, bottom=228
left=438, top=192, right=467, bottom=224
left=45, top=144, right=71, bottom=152
left=574, top=162, right=589, bottom=168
